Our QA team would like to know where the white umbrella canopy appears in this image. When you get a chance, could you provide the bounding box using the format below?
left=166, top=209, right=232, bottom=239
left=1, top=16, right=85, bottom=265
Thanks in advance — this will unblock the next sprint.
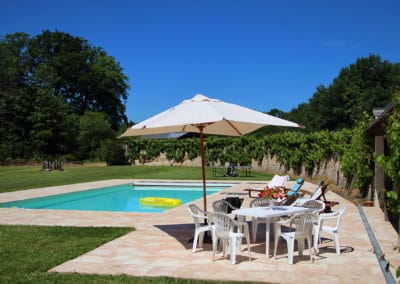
left=119, top=94, right=302, bottom=211
left=120, top=94, right=300, bottom=137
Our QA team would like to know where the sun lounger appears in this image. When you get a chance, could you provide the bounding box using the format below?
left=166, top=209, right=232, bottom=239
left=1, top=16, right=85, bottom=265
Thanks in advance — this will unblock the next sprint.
left=297, top=181, right=339, bottom=212
left=244, top=175, right=289, bottom=197
left=285, top=178, right=304, bottom=196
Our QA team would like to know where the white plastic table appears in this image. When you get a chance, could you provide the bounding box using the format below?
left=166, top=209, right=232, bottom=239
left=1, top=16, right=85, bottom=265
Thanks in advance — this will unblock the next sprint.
left=232, top=206, right=311, bottom=257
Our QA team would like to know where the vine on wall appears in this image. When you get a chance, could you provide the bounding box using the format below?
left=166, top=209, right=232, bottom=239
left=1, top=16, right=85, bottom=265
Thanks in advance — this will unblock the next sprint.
left=340, top=114, right=375, bottom=193
left=125, top=129, right=373, bottom=191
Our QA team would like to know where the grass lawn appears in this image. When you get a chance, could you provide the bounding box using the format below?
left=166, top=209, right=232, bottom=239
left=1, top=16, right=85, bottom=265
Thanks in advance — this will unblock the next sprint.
left=0, top=225, right=251, bottom=284
left=0, top=164, right=272, bottom=193
left=0, top=225, right=132, bottom=283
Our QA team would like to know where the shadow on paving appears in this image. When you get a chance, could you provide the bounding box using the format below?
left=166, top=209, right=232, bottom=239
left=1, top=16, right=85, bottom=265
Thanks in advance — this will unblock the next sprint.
left=153, top=223, right=200, bottom=247
left=154, top=222, right=355, bottom=255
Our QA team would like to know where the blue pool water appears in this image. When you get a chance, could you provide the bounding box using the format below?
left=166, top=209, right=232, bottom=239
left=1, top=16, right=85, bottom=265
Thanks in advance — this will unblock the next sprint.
left=0, top=183, right=232, bottom=213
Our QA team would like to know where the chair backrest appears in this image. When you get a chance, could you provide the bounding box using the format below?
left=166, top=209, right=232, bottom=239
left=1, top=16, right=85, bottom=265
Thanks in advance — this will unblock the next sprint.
left=293, top=213, right=316, bottom=239
left=309, top=181, right=325, bottom=200
left=301, top=199, right=326, bottom=213
left=268, top=175, right=289, bottom=188
left=224, top=197, right=243, bottom=210
left=188, top=204, right=205, bottom=229
left=212, top=199, right=237, bottom=213
left=287, top=178, right=305, bottom=196
left=250, top=198, right=270, bottom=208
left=209, top=211, right=234, bottom=239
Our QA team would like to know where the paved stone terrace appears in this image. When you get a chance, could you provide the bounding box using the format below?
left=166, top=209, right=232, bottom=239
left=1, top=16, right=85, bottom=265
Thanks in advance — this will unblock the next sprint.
left=0, top=179, right=399, bottom=283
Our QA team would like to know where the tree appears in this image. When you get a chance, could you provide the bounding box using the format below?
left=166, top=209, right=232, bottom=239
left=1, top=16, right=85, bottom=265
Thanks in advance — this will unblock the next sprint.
left=26, top=30, right=129, bottom=129
left=288, top=55, right=400, bottom=132
left=0, top=31, right=130, bottom=161
left=78, top=111, right=115, bottom=161
left=29, top=88, right=79, bottom=159
left=103, top=139, right=129, bottom=166
left=0, top=33, right=33, bottom=160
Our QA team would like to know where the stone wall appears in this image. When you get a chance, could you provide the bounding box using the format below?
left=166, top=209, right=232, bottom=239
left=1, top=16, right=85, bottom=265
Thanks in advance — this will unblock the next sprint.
left=252, top=155, right=347, bottom=187
left=131, top=152, right=347, bottom=187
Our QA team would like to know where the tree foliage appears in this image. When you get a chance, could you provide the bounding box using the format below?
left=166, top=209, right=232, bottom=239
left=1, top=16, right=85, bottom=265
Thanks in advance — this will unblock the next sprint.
left=284, top=54, right=400, bottom=132
left=25, top=30, right=129, bottom=128
left=0, top=33, right=32, bottom=160
left=78, top=111, right=116, bottom=160
left=103, top=139, right=129, bottom=166
left=0, top=31, right=129, bottom=161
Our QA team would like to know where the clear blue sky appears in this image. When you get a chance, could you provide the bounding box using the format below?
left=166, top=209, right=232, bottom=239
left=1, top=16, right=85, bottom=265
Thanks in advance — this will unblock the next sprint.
left=1, top=0, right=399, bottom=123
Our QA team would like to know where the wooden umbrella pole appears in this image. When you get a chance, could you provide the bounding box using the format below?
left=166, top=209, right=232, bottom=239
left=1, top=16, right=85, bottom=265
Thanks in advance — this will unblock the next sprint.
left=199, top=125, right=207, bottom=213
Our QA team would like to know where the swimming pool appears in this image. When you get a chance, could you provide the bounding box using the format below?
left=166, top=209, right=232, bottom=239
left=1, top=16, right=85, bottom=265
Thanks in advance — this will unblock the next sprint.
left=0, top=182, right=235, bottom=213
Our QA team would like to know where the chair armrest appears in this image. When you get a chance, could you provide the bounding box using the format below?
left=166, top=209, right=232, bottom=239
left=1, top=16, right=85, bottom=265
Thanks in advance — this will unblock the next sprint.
left=191, top=212, right=209, bottom=219
left=276, top=213, right=299, bottom=226
left=228, top=203, right=239, bottom=210
left=319, top=212, right=339, bottom=220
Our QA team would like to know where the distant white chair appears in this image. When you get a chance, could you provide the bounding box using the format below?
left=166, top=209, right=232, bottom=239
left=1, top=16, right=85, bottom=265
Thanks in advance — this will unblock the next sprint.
left=209, top=211, right=251, bottom=265
left=313, top=205, right=346, bottom=255
left=274, top=212, right=316, bottom=264
left=188, top=204, right=212, bottom=253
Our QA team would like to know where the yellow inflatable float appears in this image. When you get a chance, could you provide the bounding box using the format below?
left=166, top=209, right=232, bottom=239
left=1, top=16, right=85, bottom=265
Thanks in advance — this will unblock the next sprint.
left=139, top=197, right=182, bottom=207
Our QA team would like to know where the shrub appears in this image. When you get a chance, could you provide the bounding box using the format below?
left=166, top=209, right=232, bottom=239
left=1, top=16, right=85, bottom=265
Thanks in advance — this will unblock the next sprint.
left=103, top=140, right=129, bottom=166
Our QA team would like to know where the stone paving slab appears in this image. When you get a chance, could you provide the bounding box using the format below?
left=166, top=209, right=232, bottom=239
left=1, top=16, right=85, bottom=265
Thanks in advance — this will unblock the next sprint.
left=0, top=179, right=399, bottom=283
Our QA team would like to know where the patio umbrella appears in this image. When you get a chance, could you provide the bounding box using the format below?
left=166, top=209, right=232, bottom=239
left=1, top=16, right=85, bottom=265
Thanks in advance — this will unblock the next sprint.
left=119, top=94, right=302, bottom=211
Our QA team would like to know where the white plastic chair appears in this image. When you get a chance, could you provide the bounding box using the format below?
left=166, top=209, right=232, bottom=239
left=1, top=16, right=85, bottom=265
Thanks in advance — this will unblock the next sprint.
left=273, top=212, right=316, bottom=264
left=313, top=205, right=346, bottom=255
left=249, top=198, right=270, bottom=242
left=188, top=204, right=211, bottom=253
left=209, top=211, right=251, bottom=265
left=212, top=199, right=246, bottom=227
left=301, top=199, right=326, bottom=213
left=212, top=199, right=240, bottom=214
